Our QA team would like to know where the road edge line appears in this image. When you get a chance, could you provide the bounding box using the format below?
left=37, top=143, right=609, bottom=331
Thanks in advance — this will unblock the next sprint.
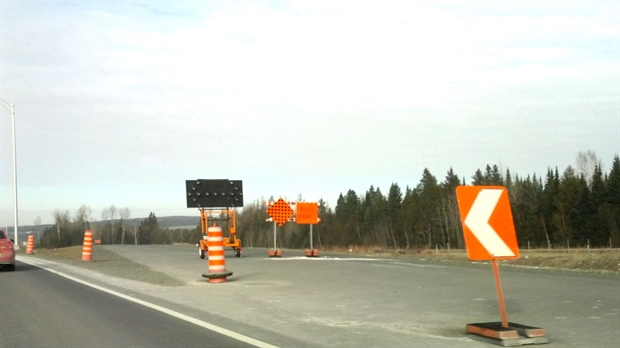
left=17, top=257, right=278, bottom=348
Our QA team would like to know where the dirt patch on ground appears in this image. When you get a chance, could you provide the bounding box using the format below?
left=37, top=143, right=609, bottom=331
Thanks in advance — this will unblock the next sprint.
left=329, top=246, right=620, bottom=274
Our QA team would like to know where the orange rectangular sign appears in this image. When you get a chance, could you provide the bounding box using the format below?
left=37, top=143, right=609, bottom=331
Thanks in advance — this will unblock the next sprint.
left=296, top=202, right=319, bottom=225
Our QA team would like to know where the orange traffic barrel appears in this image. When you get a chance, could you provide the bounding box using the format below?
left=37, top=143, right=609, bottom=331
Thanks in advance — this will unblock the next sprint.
left=305, top=249, right=319, bottom=257
left=82, top=230, right=93, bottom=261
left=202, top=225, right=232, bottom=283
left=26, top=234, right=34, bottom=254
left=268, top=249, right=282, bottom=257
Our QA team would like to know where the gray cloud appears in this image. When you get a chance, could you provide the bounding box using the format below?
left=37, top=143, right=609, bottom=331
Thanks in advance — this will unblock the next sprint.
left=1, top=1, right=618, bottom=224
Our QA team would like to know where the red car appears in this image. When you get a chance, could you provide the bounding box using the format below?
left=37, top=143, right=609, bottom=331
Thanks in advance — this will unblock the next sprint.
left=0, top=228, right=16, bottom=271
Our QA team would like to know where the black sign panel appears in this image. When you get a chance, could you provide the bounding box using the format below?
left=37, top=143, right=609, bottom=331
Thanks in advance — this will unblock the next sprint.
left=186, top=179, right=243, bottom=208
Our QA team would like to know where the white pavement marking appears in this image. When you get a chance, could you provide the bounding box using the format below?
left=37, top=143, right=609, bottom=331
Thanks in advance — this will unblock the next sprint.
left=263, top=256, right=389, bottom=261
left=386, top=261, right=448, bottom=268
left=17, top=256, right=278, bottom=348
left=463, top=188, right=515, bottom=257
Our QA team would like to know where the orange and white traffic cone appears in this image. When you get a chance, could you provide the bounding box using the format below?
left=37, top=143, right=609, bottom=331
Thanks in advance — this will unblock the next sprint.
left=82, top=230, right=93, bottom=261
left=26, top=234, right=34, bottom=254
left=202, top=225, right=232, bottom=283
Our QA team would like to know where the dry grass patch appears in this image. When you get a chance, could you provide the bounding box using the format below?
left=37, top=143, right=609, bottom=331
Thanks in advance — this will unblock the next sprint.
left=19, top=246, right=185, bottom=286
left=326, top=246, right=620, bottom=273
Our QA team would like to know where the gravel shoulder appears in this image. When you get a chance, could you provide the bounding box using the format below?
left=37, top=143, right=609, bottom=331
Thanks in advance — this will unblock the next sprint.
left=17, top=244, right=620, bottom=286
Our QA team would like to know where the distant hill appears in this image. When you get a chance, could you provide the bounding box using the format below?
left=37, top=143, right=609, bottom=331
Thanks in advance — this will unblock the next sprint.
left=104, top=215, right=200, bottom=228
left=152, top=216, right=201, bottom=228
left=5, top=215, right=200, bottom=235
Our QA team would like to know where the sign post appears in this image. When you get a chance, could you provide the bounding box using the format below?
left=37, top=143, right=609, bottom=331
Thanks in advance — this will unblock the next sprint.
left=310, top=225, right=313, bottom=250
left=266, top=198, right=294, bottom=257
left=296, top=202, right=320, bottom=257
left=273, top=221, right=277, bottom=250
left=456, top=186, right=548, bottom=346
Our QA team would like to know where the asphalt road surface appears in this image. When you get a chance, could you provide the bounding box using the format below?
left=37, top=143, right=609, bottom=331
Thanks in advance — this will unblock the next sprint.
left=6, top=245, right=620, bottom=347
left=0, top=261, right=269, bottom=347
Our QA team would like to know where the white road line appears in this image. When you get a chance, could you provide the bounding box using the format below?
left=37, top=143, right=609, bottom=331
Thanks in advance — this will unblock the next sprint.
left=17, top=256, right=278, bottom=348
left=264, top=256, right=389, bottom=261
left=386, top=261, right=448, bottom=268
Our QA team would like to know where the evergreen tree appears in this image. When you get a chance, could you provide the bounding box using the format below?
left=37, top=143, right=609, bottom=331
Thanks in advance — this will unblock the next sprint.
left=386, top=183, right=403, bottom=223
left=386, top=183, right=403, bottom=249
left=553, top=167, right=580, bottom=246
left=367, top=187, right=387, bottom=246
left=607, top=156, right=620, bottom=207
left=588, top=164, right=610, bottom=246
left=417, top=168, right=441, bottom=247
left=606, top=156, right=620, bottom=247
left=441, top=168, right=463, bottom=249
left=443, top=167, right=461, bottom=192
left=334, top=190, right=360, bottom=246
left=540, top=167, right=559, bottom=245
left=491, top=164, right=503, bottom=185
left=591, top=164, right=606, bottom=207
left=573, top=175, right=597, bottom=246
left=138, top=212, right=160, bottom=245
left=471, top=169, right=485, bottom=185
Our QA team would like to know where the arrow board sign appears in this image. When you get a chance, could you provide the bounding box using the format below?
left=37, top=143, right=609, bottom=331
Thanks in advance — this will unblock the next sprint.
left=456, top=186, right=520, bottom=261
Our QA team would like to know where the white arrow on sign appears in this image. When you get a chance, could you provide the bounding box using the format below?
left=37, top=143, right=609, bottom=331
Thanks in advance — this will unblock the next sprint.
left=464, top=189, right=515, bottom=258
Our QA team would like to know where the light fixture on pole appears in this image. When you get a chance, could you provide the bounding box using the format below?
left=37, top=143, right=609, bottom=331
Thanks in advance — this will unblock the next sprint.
left=1, top=99, right=19, bottom=249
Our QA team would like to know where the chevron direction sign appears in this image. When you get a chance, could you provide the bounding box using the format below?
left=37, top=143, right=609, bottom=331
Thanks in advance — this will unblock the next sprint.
left=456, top=186, right=519, bottom=261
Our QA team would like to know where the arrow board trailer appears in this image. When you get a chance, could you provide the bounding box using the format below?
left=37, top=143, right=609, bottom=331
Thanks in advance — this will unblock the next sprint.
left=185, top=179, right=244, bottom=258
left=198, top=208, right=242, bottom=258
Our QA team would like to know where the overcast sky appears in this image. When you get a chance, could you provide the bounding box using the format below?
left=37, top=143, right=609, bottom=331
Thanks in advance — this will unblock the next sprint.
left=1, top=1, right=619, bottom=226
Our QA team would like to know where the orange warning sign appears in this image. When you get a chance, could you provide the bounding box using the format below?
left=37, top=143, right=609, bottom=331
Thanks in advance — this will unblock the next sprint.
left=266, top=198, right=294, bottom=226
left=296, top=202, right=319, bottom=225
left=455, top=186, right=519, bottom=261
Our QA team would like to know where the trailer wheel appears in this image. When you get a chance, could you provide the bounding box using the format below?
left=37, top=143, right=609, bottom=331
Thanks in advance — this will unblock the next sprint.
left=234, top=248, right=241, bottom=258
left=199, top=246, right=206, bottom=259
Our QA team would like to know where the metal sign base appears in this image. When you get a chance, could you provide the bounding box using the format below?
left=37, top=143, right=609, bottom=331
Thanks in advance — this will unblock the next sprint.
left=268, top=249, right=282, bottom=258
left=466, top=322, right=548, bottom=346
left=202, top=271, right=233, bottom=283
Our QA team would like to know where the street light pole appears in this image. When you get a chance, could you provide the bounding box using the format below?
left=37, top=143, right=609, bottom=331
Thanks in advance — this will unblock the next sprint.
left=1, top=100, right=18, bottom=249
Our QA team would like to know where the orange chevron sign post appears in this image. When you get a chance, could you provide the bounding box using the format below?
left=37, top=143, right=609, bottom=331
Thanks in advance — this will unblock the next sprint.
left=456, top=186, right=547, bottom=346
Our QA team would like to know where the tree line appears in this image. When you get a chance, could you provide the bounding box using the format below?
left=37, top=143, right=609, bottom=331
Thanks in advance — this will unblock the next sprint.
left=37, top=205, right=201, bottom=248
left=237, top=153, right=620, bottom=250
left=39, top=152, right=619, bottom=251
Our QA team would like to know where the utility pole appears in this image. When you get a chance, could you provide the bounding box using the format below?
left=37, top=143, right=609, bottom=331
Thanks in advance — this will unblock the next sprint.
left=1, top=100, right=19, bottom=249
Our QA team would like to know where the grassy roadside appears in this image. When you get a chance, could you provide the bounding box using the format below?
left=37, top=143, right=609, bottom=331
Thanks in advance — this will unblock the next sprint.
left=17, top=245, right=185, bottom=286
left=327, top=246, right=620, bottom=273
